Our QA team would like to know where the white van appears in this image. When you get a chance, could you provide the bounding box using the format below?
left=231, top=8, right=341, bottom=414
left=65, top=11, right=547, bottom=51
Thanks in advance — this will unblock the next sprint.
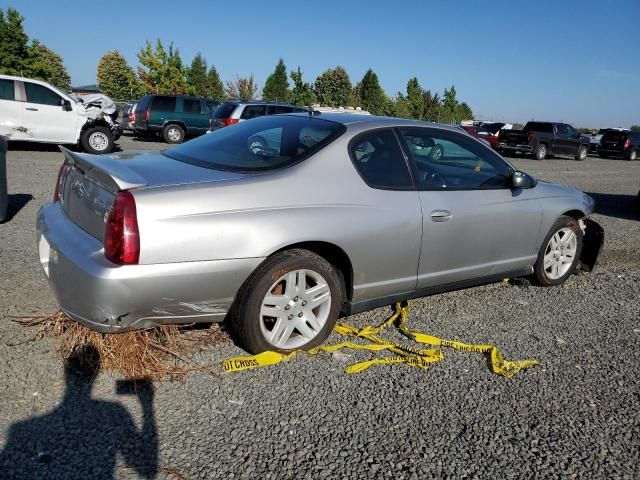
left=0, top=74, right=120, bottom=154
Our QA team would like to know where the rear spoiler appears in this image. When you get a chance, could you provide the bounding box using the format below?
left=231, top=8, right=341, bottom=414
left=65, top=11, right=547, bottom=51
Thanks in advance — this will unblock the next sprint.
left=59, top=146, right=147, bottom=192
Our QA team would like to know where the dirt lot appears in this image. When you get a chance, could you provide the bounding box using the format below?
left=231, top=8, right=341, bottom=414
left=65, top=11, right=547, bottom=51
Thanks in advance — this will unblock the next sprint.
left=1, top=134, right=639, bottom=479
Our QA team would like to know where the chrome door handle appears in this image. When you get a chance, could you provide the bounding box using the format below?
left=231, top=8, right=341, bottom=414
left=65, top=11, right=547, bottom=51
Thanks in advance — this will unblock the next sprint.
left=430, top=210, right=452, bottom=222
left=26, top=107, right=38, bottom=111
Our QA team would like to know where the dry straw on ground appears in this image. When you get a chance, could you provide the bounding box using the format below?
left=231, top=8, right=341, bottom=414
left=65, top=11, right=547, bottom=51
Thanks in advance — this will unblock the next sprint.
left=13, top=312, right=227, bottom=381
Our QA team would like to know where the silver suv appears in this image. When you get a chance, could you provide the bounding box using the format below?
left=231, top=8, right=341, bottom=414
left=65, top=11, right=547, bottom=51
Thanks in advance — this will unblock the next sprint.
left=210, top=101, right=307, bottom=130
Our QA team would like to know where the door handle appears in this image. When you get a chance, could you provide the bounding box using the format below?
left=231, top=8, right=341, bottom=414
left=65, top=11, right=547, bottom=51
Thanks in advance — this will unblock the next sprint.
left=26, top=107, right=38, bottom=111
left=430, top=210, right=452, bottom=222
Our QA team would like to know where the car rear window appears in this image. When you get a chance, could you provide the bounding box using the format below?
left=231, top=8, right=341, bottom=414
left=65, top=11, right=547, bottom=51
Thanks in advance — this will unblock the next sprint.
left=482, top=123, right=504, bottom=135
left=524, top=122, right=553, bottom=133
left=150, top=96, right=177, bottom=112
left=213, top=102, right=237, bottom=119
left=163, top=115, right=346, bottom=172
left=602, top=130, right=628, bottom=142
left=136, top=95, right=152, bottom=112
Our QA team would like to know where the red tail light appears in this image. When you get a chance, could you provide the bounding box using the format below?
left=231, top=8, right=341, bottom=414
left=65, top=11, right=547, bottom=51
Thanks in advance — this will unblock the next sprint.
left=624, top=139, right=631, bottom=149
left=128, top=111, right=135, bottom=123
left=104, top=191, right=140, bottom=265
left=527, top=132, right=534, bottom=143
left=145, top=110, right=150, bottom=122
left=222, top=118, right=239, bottom=127
left=53, top=162, right=70, bottom=202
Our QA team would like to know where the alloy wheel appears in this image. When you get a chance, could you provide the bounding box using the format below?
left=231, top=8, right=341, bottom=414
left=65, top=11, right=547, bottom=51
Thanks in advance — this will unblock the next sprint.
left=543, top=228, right=577, bottom=280
left=89, top=132, right=109, bottom=151
left=259, top=269, right=332, bottom=349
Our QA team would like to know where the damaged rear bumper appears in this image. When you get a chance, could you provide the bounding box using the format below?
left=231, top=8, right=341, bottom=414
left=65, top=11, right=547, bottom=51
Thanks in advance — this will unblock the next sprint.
left=37, top=202, right=263, bottom=333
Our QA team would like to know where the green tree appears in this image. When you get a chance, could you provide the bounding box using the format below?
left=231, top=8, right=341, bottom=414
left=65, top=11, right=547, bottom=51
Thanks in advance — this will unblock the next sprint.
left=357, top=69, right=386, bottom=115
left=314, top=66, right=352, bottom=107
left=440, top=85, right=459, bottom=123
left=186, top=52, right=208, bottom=96
left=422, top=90, right=441, bottom=122
left=206, top=65, right=225, bottom=100
left=290, top=67, right=316, bottom=106
left=455, top=102, right=474, bottom=122
left=406, top=77, right=424, bottom=120
left=97, top=50, right=141, bottom=100
left=630, top=125, right=640, bottom=132
left=262, top=58, right=290, bottom=101
left=393, top=93, right=411, bottom=119
left=29, top=40, right=71, bottom=91
left=0, top=8, right=30, bottom=76
left=137, top=39, right=187, bottom=94
left=225, top=75, right=258, bottom=100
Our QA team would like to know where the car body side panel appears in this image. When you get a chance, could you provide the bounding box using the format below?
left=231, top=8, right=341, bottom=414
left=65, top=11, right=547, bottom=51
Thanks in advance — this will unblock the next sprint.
left=134, top=138, right=423, bottom=303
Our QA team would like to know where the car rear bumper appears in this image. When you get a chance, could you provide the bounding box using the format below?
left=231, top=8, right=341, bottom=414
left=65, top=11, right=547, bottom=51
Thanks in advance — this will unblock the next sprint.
left=597, top=148, right=625, bottom=156
left=36, top=203, right=264, bottom=333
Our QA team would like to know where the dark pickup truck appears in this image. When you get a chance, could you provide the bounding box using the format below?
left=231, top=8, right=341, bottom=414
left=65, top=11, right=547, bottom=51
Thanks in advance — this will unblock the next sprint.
left=498, top=121, right=591, bottom=161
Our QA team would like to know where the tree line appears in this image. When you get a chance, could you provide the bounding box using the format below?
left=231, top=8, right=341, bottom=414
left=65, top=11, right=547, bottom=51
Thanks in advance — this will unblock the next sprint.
left=1, top=7, right=475, bottom=123
left=0, top=8, right=71, bottom=90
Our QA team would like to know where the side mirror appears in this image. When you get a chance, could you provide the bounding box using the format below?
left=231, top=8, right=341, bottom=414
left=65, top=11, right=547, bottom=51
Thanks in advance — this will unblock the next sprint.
left=61, top=99, right=72, bottom=111
left=511, top=171, right=535, bottom=189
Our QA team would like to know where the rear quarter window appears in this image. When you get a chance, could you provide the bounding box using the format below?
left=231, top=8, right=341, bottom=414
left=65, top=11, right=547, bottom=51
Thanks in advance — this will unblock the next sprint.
left=150, top=96, right=177, bottom=112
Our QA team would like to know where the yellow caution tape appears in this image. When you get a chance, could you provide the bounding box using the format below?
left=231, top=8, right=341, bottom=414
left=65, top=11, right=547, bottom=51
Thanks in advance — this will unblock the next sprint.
left=222, top=301, right=539, bottom=378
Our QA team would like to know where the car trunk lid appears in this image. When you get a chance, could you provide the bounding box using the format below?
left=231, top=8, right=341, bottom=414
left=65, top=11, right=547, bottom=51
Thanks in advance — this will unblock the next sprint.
left=57, top=147, right=248, bottom=242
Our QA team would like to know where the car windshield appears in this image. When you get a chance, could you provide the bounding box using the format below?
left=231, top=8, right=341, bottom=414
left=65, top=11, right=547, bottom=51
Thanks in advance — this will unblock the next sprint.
left=163, top=115, right=346, bottom=172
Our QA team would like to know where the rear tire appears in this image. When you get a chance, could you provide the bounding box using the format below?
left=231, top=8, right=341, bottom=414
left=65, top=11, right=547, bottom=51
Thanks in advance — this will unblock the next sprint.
left=534, top=143, right=547, bottom=160
left=162, top=124, right=185, bottom=144
left=80, top=127, right=114, bottom=154
left=575, top=145, right=588, bottom=161
left=627, top=149, right=637, bottom=161
left=533, top=215, right=583, bottom=286
left=230, top=249, right=344, bottom=354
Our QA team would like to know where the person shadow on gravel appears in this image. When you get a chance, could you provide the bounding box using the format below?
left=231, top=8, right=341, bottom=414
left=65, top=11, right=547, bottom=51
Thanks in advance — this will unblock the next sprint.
left=0, top=345, right=158, bottom=479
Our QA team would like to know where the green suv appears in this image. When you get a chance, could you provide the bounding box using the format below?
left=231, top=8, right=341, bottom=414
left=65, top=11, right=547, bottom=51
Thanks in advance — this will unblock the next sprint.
left=134, top=95, right=219, bottom=143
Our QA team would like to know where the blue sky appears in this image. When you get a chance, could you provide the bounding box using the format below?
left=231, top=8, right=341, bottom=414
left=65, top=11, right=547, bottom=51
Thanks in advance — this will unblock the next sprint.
left=3, top=0, right=639, bottom=127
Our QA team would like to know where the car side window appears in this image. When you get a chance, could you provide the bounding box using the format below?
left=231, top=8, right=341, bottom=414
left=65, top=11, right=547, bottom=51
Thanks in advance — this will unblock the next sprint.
left=565, top=125, right=577, bottom=137
left=24, top=82, right=62, bottom=106
left=0, top=79, right=15, bottom=101
left=241, top=105, right=267, bottom=119
left=398, top=128, right=511, bottom=191
left=555, top=124, right=568, bottom=136
left=268, top=105, right=293, bottom=115
left=150, top=96, right=177, bottom=112
left=183, top=98, right=201, bottom=113
left=349, top=129, right=413, bottom=190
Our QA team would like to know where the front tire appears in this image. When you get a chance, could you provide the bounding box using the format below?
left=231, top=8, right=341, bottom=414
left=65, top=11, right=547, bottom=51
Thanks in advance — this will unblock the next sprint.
left=230, top=249, right=344, bottom=354
left=534, top=143, right=547, bottom=160
left=575, top=145, right=588, bottom=161
left=81, top=127, right=114, bottom=154
left=162, top=124, right=185, bottom=144
left=533, top=215, right=583, bottom=286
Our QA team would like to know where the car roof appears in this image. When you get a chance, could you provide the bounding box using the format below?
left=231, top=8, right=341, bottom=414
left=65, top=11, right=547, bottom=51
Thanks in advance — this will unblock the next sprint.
left=222, top=100, right=302, bottom=106
left=285, top=112, right=465, bottom=133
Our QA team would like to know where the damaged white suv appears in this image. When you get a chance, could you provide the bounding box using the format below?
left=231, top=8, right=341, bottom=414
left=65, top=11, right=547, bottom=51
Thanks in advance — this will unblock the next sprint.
left=0, top=75, right=121, bottom=154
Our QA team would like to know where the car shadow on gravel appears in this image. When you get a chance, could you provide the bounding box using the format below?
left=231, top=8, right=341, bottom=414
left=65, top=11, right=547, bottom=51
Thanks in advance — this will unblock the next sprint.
left=1, top=193, right=33, bottom=223
left=586, top=192, right=639, bottom=221
left=0, top=346, right=158, bottom=480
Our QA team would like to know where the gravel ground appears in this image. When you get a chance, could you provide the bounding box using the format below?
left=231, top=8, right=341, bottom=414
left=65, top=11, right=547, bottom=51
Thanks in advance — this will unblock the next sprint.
left=1, top=134, right=639, bottom=479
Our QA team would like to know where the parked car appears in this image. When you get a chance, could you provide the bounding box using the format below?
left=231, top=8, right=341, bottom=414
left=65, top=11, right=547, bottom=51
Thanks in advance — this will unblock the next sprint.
left=119, top=102, right=137, bottom=132
left=498, top=121, right=591, bottom=161
left=210, top=101, right=308, bottom=130
left=37, top=114, right=603, bottom=354
left=134, top=95, right=219, bottom=144
left=0, top=74, right=121, bottom=154
left=460, top=125, right=496, bottom=149
left=598, top=129, right=639, bottom=161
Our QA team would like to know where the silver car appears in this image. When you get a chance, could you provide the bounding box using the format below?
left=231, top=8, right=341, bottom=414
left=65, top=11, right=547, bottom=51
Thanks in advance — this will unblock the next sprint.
left=37, top=114, right=604, bottom=353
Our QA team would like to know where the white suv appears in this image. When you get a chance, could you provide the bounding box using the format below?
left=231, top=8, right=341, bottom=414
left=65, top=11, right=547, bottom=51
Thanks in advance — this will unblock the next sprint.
left=0, top=75, right=120, bottom=154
